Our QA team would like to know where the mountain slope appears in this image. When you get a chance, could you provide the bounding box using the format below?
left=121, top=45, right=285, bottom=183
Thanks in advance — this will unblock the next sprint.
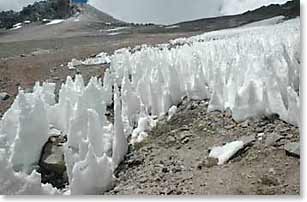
left=171, top=0, right=299, bottom=32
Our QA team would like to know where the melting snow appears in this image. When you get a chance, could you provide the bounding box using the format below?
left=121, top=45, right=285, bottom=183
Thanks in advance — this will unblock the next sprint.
left=106, top=27, right=130, bottom=32
left=165, top=25, right=180, bottom=29
left=46, top=19, right=64, bottom=25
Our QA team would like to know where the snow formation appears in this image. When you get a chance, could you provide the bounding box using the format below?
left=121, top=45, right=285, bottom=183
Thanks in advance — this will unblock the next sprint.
left=0, top=18, right=300, bottom=195
left=67, top=52, right=111, bottom=69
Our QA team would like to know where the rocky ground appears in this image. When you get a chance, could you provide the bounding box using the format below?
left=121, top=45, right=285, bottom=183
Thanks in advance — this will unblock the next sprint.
left=105, top=99, right=300, bottom=195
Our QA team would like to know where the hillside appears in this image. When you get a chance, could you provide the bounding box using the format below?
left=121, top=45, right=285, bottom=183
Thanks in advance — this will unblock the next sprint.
left=0, top=0, right=77, bottom=29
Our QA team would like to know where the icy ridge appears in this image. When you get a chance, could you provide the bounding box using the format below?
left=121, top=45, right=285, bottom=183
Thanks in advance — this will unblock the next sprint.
left=0, top=18, right=300, bottom=195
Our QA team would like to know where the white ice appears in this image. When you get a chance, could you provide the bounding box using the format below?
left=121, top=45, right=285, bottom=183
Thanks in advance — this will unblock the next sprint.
left=46, top=19, right=64, bottom=25
left=209, top=141, right=244, bottom=165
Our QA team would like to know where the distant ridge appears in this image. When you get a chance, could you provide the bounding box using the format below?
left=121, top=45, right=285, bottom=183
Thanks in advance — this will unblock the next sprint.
left=173, top=0, right=299, bottom=32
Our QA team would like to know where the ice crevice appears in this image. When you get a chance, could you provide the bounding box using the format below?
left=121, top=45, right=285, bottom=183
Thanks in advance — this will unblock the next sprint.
left=0, top=18, right=300, bottom=194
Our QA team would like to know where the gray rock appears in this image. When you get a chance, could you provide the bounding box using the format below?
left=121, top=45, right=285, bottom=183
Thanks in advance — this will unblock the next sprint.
left=161, top=167, right=169, bottom=173
left=181, top=137, right=190, bottom=144
left=167, top=135, right=176, bottom=144
left=284, top=142, right=300, bottom=157
left=0, top=92, right=10, bottom=101
left=255, top=127, right=264, bottom=133
left=265, top=133, right=283, bottom=146
left=197, top=157, right=218, bottom=169
left=240, top=121, right=249, bottom=128
left=224, top=124, right=235, bottom=129
left=240, top=135, right=256, bottom=147
left=260, top=174, right=280, bottom=186
left=40, top=135, right=66, bottom=175
left=39, top=134, right=68, bottom=189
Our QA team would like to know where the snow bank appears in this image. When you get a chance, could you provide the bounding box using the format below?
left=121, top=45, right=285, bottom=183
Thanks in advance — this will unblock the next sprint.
left=67, top=53, right=111, bottom=69
left=0, top=18, right=300, bottom=195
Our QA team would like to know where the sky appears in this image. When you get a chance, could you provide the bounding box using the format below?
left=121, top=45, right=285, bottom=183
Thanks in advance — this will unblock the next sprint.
left=0, top=0, right=290, bottom=25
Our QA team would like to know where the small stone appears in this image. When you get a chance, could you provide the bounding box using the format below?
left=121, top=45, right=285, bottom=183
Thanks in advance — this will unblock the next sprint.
left=139, top=177, right=147, bottom=183
left=284, top=142, right=300, bottom=157
left=197, top=157, right=218, bottom=169
left=181, top=137, right=190, bottom=144
left=0, top=92, right=10, bottom=101
left=171, top=167, right=182, bottom=173
left=255, top=127, right=264, bottom=133
left=206, top=157, right=218, bottom=168
left=240, top=135, right=256, bottom=147
left=240, top=121, right=249, bottom=128
left=260, top=174, right=280, bottom=186
left=162, top=167, right=169, bottom=173
left=265, top=133, right=283, bottom=146
left=225, top=124, right=235, bottom=129
left=269, top=168, right=276, bottom=175
left=167, top=135, right=176, bottom=144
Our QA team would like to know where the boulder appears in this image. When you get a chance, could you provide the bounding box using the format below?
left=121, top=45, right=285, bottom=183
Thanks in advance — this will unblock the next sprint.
left=284, top=142, right=300, bottom=157
left=38, top=134, right=68, bottom=189
left=0, top=92, right=10, bottom=101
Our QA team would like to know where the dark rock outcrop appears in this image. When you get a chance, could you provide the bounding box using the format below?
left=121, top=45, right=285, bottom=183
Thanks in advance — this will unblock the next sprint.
left=0, top=0, right=77, bottom=29
left=38, top=134, right=68, bottom=189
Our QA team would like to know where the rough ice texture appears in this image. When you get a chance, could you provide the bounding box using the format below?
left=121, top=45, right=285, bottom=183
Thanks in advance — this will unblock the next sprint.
left=67, top=52, right=111, bottom=69
left=0, top=18, right=300, bottom=195
left=111, top=18, right=300, bottom=130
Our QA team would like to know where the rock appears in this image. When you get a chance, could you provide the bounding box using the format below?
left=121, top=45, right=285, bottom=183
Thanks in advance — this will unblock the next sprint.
left=179, top=125, right=190, bottom=131
left=240, top=121, right=249, bottom=128
left=269, top=168, right=276, bottom=175
left=127, top=156, right=144, bottom=168
left=240, top=135, right=256, bottom=147
left=166, top=135, right=176, bottom=144
left=0, top=92, right=10, bottom=101
left=255, top=127, right=264, bottom=133
left=171, top=166, right=182, bottom=173
left=179, top=131, right=192, bottom=140
left=197, top=157, right=218, bottom=169
left=209, top=141, right=244, bottom=165
left=161, top=167, right=169, bottom=173
left=284, top=142, right=300, bottom=157
left=260, top=174, right=280, bottom=186
left=181, top=137, right=190, bottom=144
left=38, top=134, right=68, bottom=189
left=265, top=133, right=283, bottom=146
left=257, top=133, right=265, bottom=141
left=224, top=124, right=235, bottom=129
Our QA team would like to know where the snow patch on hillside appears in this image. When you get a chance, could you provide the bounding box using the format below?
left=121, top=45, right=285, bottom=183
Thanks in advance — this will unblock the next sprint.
left=46, top=19, right=64, bottom=25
